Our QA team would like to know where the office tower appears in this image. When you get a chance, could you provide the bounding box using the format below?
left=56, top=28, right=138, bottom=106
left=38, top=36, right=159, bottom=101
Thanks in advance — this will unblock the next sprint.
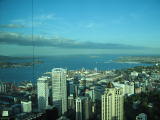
left=68, top=94, right=75, bottom=110
left=74, top=85, right=79, bottom=97
left=52, top=68, right=67, bottom=115
left=101, top=82, right=124, bottom=120
left=21, top=101, right=32, bottom=113
left=37, top=76, right=49, bottom=111
left=76, top=96, right=91, bottom=120
left=67, top=81, right=75, bottom=96
left=85, top=87, right=101, bottom=102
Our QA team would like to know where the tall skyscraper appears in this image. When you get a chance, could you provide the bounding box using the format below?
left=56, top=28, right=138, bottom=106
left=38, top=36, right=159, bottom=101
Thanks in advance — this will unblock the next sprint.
left=52, top=68, right=67, bottom=115
left=68, top=94, right=75, bottom=110
left=101, top=82, right=124, bottom=120
left=37, top=76, right=49, bottom=112
left=76, top=96, right=91, bottom=120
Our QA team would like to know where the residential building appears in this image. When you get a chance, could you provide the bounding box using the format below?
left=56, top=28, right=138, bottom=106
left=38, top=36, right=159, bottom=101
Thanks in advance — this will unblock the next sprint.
left=101, top=82, right=124, bottom=120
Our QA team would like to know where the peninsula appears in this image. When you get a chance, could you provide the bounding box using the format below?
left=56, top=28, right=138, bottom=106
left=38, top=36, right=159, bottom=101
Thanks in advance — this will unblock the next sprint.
left=114, top=56, right=160, bottom=64
left=0, top=60, right=43, bottom=68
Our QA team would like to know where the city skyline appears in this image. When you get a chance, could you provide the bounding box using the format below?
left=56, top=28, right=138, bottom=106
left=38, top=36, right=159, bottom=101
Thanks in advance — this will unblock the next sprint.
left=1, top=64, right=160, bottom=119
left=1, top=1, right=160, bottom=119
left=0, top=0, right=160, bottom=55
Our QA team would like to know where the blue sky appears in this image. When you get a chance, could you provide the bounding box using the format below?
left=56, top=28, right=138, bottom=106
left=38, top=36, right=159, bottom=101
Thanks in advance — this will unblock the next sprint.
left=0, top=0, right=160, bottom=56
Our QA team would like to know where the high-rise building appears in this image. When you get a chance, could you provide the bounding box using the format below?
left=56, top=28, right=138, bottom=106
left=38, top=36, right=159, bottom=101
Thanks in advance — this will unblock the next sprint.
left=75, top=96, right=91, bottom=120
left=74, top=84, right=80, bottom=97
left=67, top=81, right=75, bottom=96
left=85, top=87, right=101, bottom=102
left=37, top=76, right=49, bottom=112
left=101, top=82, right=124, bottom=120
left=68, top=94, right=75, bottom=110
left=52, top=68, right=67, bottom=115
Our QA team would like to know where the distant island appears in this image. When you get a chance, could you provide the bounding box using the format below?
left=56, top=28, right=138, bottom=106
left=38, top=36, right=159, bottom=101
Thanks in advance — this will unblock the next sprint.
left=0, top=60, right=43, bottom=68
left=114, top=56, right=160, bottom=64
left=0, top=56, right=43, bottom=68
left=89, top=56, right=101, bottom=58
left=0, top=55, right=38, bottom=60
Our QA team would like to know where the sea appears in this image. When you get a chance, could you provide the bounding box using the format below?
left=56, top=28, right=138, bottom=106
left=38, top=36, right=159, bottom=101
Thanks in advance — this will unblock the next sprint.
left=0, top=54, right=153, bottom=83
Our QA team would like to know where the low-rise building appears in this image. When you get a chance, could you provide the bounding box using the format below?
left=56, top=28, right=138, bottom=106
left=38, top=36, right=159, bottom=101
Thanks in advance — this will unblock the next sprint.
left=136, top=113, right=147, bottom=120
left=21, top=101, right=32, bottom=113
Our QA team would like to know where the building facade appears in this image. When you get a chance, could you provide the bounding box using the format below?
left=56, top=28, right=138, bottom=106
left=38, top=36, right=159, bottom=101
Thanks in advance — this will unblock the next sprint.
left=37, top=76, right=49, bottom=111
left=21, top=101, right=32, bottom=113
left=76, top=96, right=91, bottom=120
left=68, top=94, right=75, bottom=110
left=136, top=113, right=147, bottom=120
left=52, top=68, right=67, bottom=115
left=101, top=82, right=124, bottom=120
left=0, top=81, right=7, bottom=93
left=113, top=81, right=134, bottom=96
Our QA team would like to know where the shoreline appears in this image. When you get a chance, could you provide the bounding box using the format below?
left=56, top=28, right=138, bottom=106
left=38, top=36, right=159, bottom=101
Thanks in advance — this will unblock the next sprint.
left=114, top=61, right=141, bottom=64
left=0, top=60, right=43, bottom=68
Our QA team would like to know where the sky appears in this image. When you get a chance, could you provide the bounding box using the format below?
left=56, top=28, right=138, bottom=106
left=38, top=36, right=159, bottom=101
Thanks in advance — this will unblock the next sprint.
left=0, top=0, right=160, bottom=56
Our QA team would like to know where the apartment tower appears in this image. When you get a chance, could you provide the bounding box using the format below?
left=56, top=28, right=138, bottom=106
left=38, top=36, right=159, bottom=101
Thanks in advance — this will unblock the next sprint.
left=101, top=82, right=124, bottom=120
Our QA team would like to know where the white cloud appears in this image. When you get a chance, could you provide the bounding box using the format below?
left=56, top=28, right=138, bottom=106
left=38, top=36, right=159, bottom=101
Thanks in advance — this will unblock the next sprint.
left=35, top=13, right=57, bottom=21
left=0, top=31, right=144, bottom=50
left=11, top=13, right=58, bottom=27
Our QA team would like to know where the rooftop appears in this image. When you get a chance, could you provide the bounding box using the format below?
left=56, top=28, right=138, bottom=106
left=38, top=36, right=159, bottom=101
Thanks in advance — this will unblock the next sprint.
left=52, top=68, right=66, bottom=72
left=106, top=82, right=115, bottom=88
left=37, top=76, right=48, bottom=81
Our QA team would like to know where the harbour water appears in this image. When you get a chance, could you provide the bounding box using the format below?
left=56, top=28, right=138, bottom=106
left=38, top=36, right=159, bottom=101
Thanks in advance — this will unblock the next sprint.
left=0, top=55, right=152, bottom=83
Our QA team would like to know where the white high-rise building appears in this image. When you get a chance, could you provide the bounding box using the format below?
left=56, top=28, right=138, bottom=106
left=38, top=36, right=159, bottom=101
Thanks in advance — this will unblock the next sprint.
left=101, top=82, right=124, bottom=120
left=76, top=96, right=91, bottom=120
left=21, top=101, right=32, bottom=113
left=37, top=76, right=49, bottom=111
left=52, top=68, right=67, bottom=115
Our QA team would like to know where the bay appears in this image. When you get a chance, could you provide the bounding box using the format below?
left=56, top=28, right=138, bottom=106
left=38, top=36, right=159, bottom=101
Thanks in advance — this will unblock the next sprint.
left=0, top=55, right=152, bottom=83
